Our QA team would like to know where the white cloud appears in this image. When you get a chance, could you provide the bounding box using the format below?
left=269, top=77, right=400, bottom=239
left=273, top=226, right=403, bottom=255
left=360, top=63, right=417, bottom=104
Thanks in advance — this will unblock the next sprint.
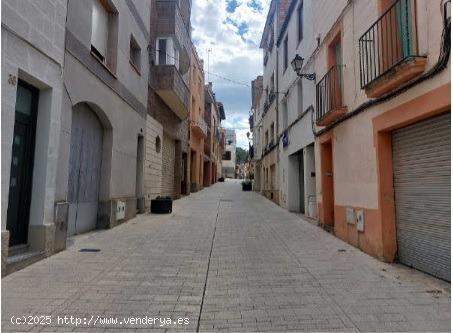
left=191, top=0, right=270, bottom=148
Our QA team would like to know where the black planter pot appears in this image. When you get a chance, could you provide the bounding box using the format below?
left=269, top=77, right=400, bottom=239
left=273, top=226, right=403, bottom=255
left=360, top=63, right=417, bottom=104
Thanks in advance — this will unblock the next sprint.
left=242, top=182, right=252, bottom=191
left=218, top=177, right=225, bottom=182
left=150, top=197, right=172, bottom=214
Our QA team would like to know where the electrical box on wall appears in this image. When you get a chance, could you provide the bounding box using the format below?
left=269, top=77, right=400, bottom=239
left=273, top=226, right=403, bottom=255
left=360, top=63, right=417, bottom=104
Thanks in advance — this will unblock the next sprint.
left=116, top=200, right=126, bottom=220
left=346, top=208, right=355, bottom=224
left=356, top=209, right=365, bottom=232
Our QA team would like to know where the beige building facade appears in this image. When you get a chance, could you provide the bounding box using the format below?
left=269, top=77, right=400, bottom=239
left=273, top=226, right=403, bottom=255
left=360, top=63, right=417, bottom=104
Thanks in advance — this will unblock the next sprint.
left=2, top=0, right=151, bottom=273
left=255, top=0, right=293, bottom=205
left=258, top=0, right=451, bottom=281
left=2, top=0, right=68, bottom=272
left=312, top=0, right=450, bottom=281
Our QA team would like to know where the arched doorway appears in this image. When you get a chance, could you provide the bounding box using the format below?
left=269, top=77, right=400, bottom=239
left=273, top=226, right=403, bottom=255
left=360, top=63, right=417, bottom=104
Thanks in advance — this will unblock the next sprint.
left=67, top=103, right=103, bottom=236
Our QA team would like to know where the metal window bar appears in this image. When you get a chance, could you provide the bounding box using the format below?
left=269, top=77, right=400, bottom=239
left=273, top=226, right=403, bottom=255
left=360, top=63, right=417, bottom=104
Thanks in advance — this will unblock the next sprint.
left=316, top=65, right=344, bottom=122
left=359, top=0, right=417, bottom=88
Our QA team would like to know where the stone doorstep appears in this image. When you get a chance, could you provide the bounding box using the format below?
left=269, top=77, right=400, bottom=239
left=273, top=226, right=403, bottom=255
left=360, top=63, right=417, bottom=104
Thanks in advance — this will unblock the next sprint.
left=5, top=249, right=46, bottom=276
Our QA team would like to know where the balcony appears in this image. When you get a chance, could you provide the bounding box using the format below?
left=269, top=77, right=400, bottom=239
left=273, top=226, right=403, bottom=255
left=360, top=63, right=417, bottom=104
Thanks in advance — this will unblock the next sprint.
left=316, top=65, right=347, bottom=126
left=263, top=92, right=276, bottom=114
left=359, top=0, right=426, bottom=98
left=151, top=65, right=190, bottom=120
left=154, top=1, right=191, bottom=51
left=191, top=117, right=207, bottom=137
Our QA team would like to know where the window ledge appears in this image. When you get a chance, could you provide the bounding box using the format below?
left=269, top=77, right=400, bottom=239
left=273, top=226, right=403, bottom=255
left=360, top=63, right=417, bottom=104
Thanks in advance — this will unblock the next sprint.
left=90, top=51, right=117, bottom=79
left=364, top=56, right=427, bottom=98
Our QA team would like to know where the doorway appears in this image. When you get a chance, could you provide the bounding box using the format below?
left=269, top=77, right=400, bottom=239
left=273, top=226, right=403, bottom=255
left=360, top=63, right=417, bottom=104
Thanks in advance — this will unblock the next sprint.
left=181, top=152, right=188, bottom=195
left=320, top=140, right=334, bottom=227
left=6, top=80, right=39, bottom=246
left=190, top=150, right=196, bottom=191
left=298, top=152, right=305, bottom=214
left=67, top=103, right=103, bottom=236
left=136, top=135, right=144, bottom=212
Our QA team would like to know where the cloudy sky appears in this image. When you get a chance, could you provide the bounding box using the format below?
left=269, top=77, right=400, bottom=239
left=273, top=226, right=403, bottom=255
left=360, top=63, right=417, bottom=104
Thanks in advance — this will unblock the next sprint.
left=191, top=0, right=271, bottom=148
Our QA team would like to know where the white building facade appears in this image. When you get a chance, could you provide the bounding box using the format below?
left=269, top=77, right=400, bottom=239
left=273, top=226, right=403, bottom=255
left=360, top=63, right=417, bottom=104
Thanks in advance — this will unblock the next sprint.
left=222, top=129, right=236, bottom=178
left=1, top=0, right=68, bottom=272
left=276, top=0, right=317, bottom=218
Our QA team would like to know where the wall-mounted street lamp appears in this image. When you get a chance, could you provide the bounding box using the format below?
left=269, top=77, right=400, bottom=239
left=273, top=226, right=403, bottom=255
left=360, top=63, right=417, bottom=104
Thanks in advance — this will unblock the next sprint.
left=291, top=54, right=316, bottom=81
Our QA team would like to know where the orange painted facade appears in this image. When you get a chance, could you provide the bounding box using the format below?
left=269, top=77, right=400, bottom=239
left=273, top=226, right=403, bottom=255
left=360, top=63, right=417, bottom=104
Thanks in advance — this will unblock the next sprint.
left=313, top=0, right=450, bottom=264
left=189, top=47, right=206, bottom=193
left=373, top=83, right=451, bottom=261
left=317, top=84, right=450, bottom=261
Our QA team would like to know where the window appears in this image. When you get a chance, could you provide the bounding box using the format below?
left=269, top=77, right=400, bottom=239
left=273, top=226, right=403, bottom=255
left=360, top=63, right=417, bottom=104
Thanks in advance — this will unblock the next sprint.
left=223, top=151, right=232, bottom=161
left=91, top=0, right=109, bottom=62
left=282, top=100, right=288, bottom=130
left=298, top=2, right=304, bottom=42
left=130, top=35, right=141, bottom=73
left=270, top=73, right=275, bottom=95
left=270, top=123, right=275, bottom=143
left=157, top=39, right=167, bottom=65
left=91, top=0, right=117, bottom=71
left=156, top=38, right=180, bottom=69
left=283, top=36, right=289, bottom=71
left=265, top=130, right=269, bottom=146
left=155, top=136, right=161, bottom=153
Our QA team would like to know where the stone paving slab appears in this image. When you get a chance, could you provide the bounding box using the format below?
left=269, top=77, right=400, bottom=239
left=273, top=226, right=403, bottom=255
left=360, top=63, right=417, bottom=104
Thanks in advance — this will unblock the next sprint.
left=2, top=180, right=450, bottom=332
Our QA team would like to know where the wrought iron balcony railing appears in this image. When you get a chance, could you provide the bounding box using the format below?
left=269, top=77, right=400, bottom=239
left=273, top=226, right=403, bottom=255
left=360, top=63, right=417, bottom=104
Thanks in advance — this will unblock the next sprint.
left=316, top=65, right=345, bottom=123
left=359, top=0, right=418, bottom=89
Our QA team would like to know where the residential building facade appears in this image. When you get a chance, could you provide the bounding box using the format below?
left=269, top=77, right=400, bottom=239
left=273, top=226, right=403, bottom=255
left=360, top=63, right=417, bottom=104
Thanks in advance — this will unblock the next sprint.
left=1, top=0, right=68, bottom=271
left=258, top=0, right=451, bottom=281
left=204, top=84, right=225, bottom=186
left=146, top=0, right=192, bottom=201
left=62, top=0, right=151, bottom=237
left=276, top=0, right=316, bottom=218
left=222, top=129, right=237, bottom=178
left=250, top=76, right=263, bottom=190
left=312, top=0, right=450, bottom=281
left=257, top=0, right=292, bottom=205
left=2, top=0, right=152, bottom=273
left=189, top=47, right=206, bottom=192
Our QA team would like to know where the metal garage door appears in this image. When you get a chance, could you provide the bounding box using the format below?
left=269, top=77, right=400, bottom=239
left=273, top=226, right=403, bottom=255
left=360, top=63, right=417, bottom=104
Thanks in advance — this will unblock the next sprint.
left=392, top=112, right=450, bottom=281
left=68, top=104, right=103, bottom=236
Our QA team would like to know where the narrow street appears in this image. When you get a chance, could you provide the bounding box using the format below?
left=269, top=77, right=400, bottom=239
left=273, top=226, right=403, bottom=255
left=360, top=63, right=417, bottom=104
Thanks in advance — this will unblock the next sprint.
left=2, top=180, right=450, bottom=332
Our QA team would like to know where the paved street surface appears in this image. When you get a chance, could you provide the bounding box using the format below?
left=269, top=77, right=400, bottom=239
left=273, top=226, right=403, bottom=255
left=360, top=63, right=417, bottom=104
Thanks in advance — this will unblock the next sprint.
left=2, top=180, right=450, bottom=332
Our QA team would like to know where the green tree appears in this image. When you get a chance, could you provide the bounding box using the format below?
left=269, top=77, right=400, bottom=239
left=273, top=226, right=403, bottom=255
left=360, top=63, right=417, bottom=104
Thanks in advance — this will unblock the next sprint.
left=236, top=147, right=248, bottom=164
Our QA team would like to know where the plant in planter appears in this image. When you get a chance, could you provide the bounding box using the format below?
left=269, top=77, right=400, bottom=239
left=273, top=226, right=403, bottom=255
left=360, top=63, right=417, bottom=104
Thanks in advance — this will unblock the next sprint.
left=150, top=196, right=172, bottom=214
left=241, top=180, right=252, bottom=191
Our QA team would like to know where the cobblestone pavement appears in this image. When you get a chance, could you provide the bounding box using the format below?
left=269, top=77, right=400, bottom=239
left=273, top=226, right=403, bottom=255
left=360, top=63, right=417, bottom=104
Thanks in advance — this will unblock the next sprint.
left=2, top=180, right=450, bottom=332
